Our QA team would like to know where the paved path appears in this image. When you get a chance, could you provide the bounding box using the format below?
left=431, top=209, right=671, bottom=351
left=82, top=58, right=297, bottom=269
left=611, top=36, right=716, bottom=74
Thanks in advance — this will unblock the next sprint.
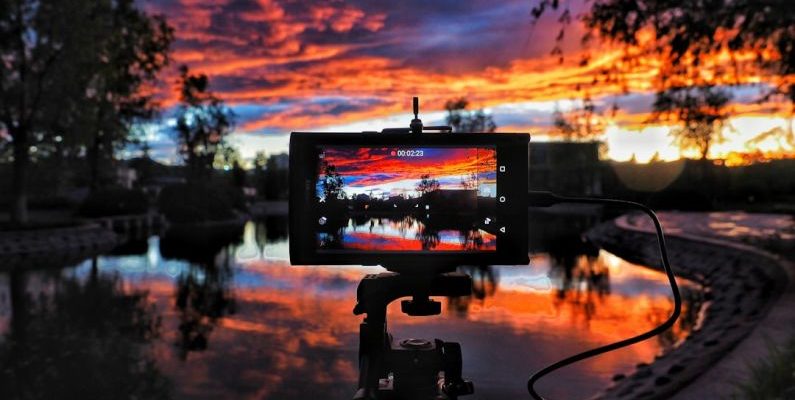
left=623, top=212, right=795, bottom=400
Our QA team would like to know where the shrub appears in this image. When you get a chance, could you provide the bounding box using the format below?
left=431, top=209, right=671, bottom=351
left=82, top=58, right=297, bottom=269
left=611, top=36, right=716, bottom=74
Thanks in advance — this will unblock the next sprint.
left=78, top=187, right=149, bottom=217
left=158, top=183, right=245, bottom=224
left=733, top=336, right=795, bottom=399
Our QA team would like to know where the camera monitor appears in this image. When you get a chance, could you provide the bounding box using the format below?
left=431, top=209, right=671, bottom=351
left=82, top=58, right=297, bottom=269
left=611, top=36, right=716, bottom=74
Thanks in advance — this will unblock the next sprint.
left=290, top=132, right=529, bottom=270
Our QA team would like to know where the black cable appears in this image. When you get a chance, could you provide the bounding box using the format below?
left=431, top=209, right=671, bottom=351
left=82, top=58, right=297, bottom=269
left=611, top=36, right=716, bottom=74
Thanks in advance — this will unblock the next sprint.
left=526, top=191, right=682, bottom=400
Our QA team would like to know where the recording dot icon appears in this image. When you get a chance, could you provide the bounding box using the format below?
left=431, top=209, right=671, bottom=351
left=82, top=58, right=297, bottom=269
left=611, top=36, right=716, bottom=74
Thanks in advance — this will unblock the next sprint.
left=391, top=150, right=397, bottom=156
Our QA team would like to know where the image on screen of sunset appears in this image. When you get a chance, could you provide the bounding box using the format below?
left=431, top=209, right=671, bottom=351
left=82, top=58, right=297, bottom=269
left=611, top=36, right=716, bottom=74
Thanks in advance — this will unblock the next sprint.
left=315, top=147, right=497, bottom=252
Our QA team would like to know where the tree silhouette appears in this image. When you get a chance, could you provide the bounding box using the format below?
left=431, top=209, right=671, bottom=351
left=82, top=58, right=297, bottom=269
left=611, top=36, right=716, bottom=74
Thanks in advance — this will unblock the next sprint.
left=444, top=98, right=497, bottom=133
left=530, top=0, right=795, bottom=105
left=416, top=174, right=440, bottom=195
left=652, top=86, right=732, bottom=160
left=321, top=161, right=345, bottom=201
left=460, top=172, right=478, bottom=190
left=174, top=65, right=234, bottom=180
left=0, top=0, right=172, bottom=224
left=551, top=96, right=608, bottom=141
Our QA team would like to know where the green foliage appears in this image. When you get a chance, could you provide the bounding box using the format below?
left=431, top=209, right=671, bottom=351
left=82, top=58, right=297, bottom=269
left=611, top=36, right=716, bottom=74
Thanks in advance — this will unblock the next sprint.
left=444, top=98, right=497, bottom=133
left=733, top=336, right=795, bottom=399
left=78, top=187, right=149, bottom=217
left=158, top=183, right=245, bottom=224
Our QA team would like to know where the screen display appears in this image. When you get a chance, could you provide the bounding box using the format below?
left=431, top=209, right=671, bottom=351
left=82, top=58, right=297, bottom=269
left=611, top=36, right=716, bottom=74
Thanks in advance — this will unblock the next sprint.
left=315, top=146, right=498, bottom=252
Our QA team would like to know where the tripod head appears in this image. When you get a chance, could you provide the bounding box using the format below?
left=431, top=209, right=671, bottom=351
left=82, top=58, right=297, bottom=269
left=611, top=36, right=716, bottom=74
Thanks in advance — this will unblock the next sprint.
left=352, top=271, right=475, bottom=400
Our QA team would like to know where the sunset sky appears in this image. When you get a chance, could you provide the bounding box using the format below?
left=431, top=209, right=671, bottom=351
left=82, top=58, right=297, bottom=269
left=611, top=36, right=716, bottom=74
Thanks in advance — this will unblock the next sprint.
left=317, top=147, right=496, bottom=199
left=136, top=0, right=795, bottom=165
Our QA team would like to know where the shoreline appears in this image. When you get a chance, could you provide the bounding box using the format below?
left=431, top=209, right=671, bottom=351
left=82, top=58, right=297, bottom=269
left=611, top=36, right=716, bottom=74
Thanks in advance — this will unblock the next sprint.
left=586, top=216, right=791, bottom=400
left=0, top=223, right=118, bottom=270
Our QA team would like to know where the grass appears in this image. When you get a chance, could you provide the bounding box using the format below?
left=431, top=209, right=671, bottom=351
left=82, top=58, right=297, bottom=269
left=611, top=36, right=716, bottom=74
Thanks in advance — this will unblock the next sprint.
left=733, top=336, right=795, bottom=399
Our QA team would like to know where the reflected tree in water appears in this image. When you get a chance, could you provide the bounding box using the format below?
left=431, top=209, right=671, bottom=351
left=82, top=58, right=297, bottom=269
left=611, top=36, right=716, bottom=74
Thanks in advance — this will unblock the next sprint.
left=251, top=216, right=289, bottom=258
left=547, top=242, right=611, bottom=322
left=173, top=245, right=237, bottom=359
left=649, top=286, right=703, bottom=351
left=448, top=266, right=499, bottom=316
left=0, top=261, right=171, bottom=399
left=160, top=228, right=241, bottom=359
left=416, top=224, right=441, bottom=250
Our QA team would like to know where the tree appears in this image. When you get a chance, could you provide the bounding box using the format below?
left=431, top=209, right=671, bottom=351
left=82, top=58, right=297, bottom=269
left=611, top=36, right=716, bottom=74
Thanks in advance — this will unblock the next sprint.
left=253, top=151, right=268, bottom=171
left=80, top=0, right=173, bottom=190
left=321, top=162, right=345, bottom=201
left=652, top=86, right=732, bottom=160
left=213, top=142, right=245, bottom=187
left=213, top=142, right=242, bottom=171
left=174, top=66, right=234, bottom=180
left=0, top=0, right=172, bottom=224
left=551, top=96, right=606, bottom=141
left=530, top=0, right=795, bottom=106
left=444, top=98, right=497, bottom=133
left=460, top=172, right=478, bottom=190
left=416, top=174, right=440, bottom=195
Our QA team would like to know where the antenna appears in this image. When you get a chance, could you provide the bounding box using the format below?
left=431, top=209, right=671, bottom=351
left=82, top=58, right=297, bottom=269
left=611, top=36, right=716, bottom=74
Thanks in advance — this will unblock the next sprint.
left=410, top=96, right=423, bottom=134
left=380, top=97, right=452, bottom=134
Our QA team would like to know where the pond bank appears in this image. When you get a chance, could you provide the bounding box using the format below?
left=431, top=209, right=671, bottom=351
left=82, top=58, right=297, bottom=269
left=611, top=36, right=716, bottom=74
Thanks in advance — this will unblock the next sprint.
left=0, top=224, right=117, bottom=270
left=586, top=214, right=792, bottom=400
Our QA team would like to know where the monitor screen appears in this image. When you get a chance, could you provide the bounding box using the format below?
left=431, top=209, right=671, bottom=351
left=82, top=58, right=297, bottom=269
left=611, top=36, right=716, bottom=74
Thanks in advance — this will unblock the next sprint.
left=314, top=146, right=498, bottom=252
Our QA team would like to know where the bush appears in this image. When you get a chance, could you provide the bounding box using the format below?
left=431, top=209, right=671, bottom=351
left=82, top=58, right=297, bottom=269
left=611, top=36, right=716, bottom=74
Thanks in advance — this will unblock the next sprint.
left=733, top=336, right=795, bottom=399
left=78, top=187, right=149, bottom=218
left=158, top=183, right=245, bottom=224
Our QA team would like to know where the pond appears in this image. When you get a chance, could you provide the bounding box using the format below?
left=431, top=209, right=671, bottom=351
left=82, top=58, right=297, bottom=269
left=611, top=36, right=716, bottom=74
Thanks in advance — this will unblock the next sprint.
left=318, top=215, right=497, bottom=251
left=0, top=217, right=700, bottom=399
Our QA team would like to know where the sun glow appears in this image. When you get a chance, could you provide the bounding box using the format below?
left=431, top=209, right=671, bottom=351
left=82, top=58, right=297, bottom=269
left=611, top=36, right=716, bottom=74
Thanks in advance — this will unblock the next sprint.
left=139, top=0, right=795, bottom=165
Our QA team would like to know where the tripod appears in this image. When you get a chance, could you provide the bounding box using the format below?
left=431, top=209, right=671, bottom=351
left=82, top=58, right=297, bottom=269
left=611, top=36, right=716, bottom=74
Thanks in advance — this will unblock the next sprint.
left=352, top=271, right=476, bottom=400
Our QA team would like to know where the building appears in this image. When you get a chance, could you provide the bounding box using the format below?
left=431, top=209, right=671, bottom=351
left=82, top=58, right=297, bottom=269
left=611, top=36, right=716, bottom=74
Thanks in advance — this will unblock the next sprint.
left=267, top=153, right=289, bottom=171
left=529, top=142, right=603, bottom=196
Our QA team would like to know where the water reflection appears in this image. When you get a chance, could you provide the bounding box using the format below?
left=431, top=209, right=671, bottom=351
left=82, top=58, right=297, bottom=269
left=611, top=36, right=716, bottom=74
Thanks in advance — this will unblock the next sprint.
left=0, top=263, right=171, bottom=399
left=0, top=217, right=699, bottom=399
left=319, top=216, right=497, bottom=251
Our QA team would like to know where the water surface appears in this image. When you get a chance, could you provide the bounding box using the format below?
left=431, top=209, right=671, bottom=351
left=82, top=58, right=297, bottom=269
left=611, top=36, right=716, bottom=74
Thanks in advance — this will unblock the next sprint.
left=0, top=219, right=699, bottom=399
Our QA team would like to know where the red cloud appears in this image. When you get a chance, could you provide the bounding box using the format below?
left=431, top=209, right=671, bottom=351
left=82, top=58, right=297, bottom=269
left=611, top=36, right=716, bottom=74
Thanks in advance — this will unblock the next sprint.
left=319, top=147, right=496, bottom=187
left=144, top=0, right=790, bottom=148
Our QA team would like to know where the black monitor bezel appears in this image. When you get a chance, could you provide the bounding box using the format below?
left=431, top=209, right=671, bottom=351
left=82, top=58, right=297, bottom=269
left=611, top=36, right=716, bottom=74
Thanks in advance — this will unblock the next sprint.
left=289, top=131, right=529, bottom=270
